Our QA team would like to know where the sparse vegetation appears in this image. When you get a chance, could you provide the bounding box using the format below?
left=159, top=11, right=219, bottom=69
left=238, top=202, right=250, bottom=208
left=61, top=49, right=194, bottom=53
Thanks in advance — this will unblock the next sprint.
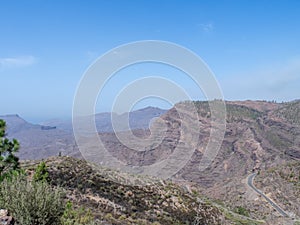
left=19, top=156, right=260, bottom=224
left=226, top=104, right=262, bottom=121
left=256, top=161, right=300, bottom=220
left=234, top=206, right=250, bottom=217
left=273, top=100, right=300, bottom=124
left=265, top=131, right=290, bottom=150
left=61, top=201, right=96, bottom=225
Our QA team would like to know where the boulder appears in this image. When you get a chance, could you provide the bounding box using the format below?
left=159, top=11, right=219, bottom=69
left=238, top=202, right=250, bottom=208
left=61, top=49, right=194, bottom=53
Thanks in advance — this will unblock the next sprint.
left=0, top=209, right=14, bottom=225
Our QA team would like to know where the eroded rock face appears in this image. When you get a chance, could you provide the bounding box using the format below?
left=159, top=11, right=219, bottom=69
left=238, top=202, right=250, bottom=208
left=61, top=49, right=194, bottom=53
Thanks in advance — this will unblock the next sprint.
left=0, top=209, right=14, bottom=225
left=93, top=100, right=300, bottom=223
left=285, top=149, right=300, bottom=159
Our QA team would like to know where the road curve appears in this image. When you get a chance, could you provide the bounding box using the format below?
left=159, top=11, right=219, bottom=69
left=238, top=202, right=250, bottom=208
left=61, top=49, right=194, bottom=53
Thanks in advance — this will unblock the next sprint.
left=247, top=173, right=289, bottom=217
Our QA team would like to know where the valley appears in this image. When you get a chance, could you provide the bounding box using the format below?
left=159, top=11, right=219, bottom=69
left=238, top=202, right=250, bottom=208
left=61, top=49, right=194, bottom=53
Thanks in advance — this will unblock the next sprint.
left=1, top=100, right=299, bottom=224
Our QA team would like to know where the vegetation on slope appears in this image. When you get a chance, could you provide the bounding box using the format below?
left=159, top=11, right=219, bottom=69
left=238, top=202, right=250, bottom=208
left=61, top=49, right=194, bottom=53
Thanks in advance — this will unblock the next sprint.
left=255, top=161, right=300, bottom=218
left=22, top=156, right=226, bottom=224
left=18, top=156, right=264, bottom=225
left=273, top=100, right=300, bottom=125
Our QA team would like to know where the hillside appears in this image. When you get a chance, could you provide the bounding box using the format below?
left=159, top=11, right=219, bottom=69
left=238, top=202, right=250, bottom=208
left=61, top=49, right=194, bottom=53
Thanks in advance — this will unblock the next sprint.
left=167, top=100, right=299, bottom=223
left=255, top=161, right=300, bottom=218
left=20, top=156, right=264, bottom=225
left=85, top=100, right=300, bottom=224
left=271, top=100, right=300, bottom=125
left=1, top=100, right=299, bottom=224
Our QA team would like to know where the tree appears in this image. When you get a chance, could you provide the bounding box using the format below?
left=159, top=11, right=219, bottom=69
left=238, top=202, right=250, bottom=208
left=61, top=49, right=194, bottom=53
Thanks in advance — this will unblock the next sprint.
left=0, top=119, right=20, bottom=181
left=33, top=161, right=49, bottom=182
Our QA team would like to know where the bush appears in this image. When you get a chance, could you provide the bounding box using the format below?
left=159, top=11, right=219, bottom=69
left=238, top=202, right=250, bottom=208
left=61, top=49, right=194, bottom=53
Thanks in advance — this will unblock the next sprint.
left=0, top=174, right=65, bottom=225
left=33, top=161, right=49, bottom=182
left=61, top=201, right=96, bottom=225
left=234, top=206, right=250, bottom=217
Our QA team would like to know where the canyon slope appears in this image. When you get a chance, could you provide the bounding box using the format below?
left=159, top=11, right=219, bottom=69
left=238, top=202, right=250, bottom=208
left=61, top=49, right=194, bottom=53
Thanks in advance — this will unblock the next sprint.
left=94, top=100, right=300, bottom=224
left=1, top=100, right=299, bottom=224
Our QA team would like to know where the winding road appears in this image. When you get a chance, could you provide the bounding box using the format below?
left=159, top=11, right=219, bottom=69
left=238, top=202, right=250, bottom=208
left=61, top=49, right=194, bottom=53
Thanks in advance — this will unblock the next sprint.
left=247, top=173, right=289, bottom=217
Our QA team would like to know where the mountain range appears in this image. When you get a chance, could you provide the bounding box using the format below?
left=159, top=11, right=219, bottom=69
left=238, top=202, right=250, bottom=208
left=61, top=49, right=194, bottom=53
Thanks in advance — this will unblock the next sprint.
left=1, top=100, right=299, bottom=224
left=0, top=106, right=167, bottom=159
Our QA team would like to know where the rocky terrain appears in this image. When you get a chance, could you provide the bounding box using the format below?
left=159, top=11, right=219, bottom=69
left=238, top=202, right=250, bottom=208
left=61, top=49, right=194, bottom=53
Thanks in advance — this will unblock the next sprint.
left=255, top=161, right=300, bottom=218
left=86, top=100, right=300, bottom=224
left=1, top=100, right=299, bottom=224
left=19, top=156, right=263, bottom=225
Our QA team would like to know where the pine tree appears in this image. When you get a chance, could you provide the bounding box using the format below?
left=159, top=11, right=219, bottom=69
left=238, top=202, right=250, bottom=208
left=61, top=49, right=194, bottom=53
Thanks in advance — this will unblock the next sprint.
left=0, top=119, right=20, bottom=181
left=33, top=161, right=49, bottom=182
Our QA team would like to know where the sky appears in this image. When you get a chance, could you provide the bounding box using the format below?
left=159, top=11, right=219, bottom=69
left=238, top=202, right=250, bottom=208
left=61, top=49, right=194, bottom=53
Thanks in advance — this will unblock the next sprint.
left=0, top=0, right=300, bottom=122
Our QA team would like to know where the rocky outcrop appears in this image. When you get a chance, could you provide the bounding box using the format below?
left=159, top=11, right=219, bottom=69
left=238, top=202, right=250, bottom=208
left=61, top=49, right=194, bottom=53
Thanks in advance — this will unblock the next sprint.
left=0, top=210, right=14, bottom=225
left=285, top=149, right=300, bottom=159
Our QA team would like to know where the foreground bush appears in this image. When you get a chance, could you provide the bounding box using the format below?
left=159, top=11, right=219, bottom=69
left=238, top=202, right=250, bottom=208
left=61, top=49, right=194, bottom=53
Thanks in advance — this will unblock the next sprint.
left=0, top=175, right=65, bottom=225
left=61, top=201, right=99, bottom=225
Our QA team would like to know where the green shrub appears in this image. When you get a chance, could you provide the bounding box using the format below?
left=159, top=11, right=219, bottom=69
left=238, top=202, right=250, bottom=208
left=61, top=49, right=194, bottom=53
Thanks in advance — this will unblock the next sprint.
left=61, top=201, right=95, bottom=225
left=33, top=161, right=49, bottom=182
left=234, top=206, right=250, bottom=217
left=0, top=174, right=65, bottom=225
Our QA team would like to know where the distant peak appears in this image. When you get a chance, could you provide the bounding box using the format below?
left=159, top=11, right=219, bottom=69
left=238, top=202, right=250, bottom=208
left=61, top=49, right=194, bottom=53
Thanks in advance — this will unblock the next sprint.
left=0, top=114, right=27, bottom=123
left=135, top=106, right=164, bottom=112
left=1, top=114, right=20, bottom=117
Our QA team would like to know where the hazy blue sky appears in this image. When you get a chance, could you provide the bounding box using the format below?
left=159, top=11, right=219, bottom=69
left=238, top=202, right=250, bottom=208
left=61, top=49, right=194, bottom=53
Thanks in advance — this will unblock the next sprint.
left=0, top=0, right=300, bottom=122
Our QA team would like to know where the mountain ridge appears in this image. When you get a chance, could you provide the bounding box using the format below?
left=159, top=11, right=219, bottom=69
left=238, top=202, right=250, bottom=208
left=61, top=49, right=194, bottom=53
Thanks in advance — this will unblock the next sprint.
left=1, top=100, right=299, bottom=224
